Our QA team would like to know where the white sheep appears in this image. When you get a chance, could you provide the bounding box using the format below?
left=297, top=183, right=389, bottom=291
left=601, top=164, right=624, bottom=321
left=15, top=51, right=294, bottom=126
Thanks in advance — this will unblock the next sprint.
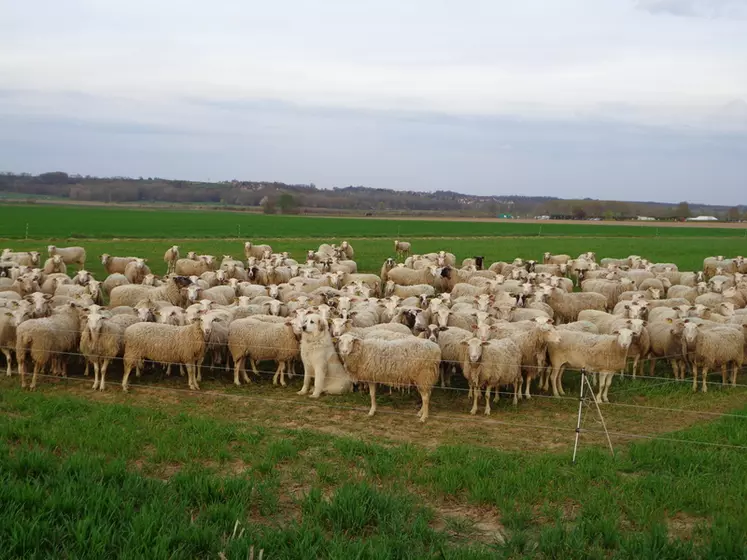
left=394, top=240, right=412, bottom=259
left=682, top=322, right=744, bottom=392
left=42, top=255, right=67, bottom=275
left=80, top=312, right=138, bottom=391
left=337, top=333, right=440, bottom=421
left=461, top=337, right=522, bottom=414
left=228, top=316, right=300, bottom=386
left=101, top=254, right=138, bottom=274
left=244, top=242, right=273, bottom=260
left=124, top=258, right=152, bottom=284
left=48, top=245, right=86, bottom=270
left=122, top=317, right=212, bottom=391
left=109, top=276, right=191, bottom=308
left=163, top=245, right=179, bottom=274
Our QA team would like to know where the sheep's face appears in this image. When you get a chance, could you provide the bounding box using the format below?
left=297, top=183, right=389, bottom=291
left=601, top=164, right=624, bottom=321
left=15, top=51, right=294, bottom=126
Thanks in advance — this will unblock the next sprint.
left=186, top=284, right=203, bottom=303
left=330, top=318, right=350, bottom=337
left=52, top=255, right=63, bottom=266
left=462, top=337, right=487, bottom=364
left=710, top=279, right=726, bottom=293
left=268, top=299, right=282, bottom=316
left=628, top=319, right=646, bottom=335
left=435, top=308, right=450, bottom=329
left=682, top=321, right=699, bottom=344
left=337, top=333, right=361, bottom=358
left=10, top=307, right=32, bottom=327
left=26, top=292, right=51, bottom=317
left=47, top=245, right=55, bottom=255
left=719, top=301, right=735, bottom=315
left=86, top=312, right=106, bottom=335
left=199, top=316, right=213, bottom=339
left=88, top=281, right=101, bottom=301
left=614, top=328, right=634, bottom=349
left=539, top=323, right=561, bottom=343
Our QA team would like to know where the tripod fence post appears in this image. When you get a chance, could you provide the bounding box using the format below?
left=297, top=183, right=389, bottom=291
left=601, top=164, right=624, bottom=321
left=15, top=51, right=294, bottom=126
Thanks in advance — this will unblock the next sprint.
left=572, top=368, right=586, bottom=464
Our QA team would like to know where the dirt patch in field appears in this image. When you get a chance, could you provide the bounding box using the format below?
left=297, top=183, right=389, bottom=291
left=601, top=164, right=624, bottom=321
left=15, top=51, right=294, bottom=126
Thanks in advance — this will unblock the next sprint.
left=432, top=503, right=507, bottom=544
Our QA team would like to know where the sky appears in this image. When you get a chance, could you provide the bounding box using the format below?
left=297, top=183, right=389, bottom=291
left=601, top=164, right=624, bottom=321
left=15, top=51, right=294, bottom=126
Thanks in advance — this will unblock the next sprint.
left=0, top=0, right=746, bottom=205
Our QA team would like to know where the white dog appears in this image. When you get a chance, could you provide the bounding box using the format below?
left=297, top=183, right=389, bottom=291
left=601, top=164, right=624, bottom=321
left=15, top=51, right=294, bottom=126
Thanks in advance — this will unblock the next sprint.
left=297, top=313, right=352, bottom=398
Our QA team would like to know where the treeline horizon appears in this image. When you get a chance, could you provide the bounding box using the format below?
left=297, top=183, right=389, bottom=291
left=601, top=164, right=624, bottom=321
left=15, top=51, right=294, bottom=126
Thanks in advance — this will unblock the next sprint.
left=0, top=171, right=743, bottom=221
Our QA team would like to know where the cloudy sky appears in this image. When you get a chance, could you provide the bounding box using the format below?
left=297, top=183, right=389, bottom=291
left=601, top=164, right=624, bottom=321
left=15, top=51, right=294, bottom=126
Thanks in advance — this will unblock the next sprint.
left=1, top=0, right=746, bottom=204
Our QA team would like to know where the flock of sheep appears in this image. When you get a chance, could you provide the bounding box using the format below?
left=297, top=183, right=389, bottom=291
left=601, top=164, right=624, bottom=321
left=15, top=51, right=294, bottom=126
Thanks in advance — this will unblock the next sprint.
left=1, top=242, right=746, bottom=422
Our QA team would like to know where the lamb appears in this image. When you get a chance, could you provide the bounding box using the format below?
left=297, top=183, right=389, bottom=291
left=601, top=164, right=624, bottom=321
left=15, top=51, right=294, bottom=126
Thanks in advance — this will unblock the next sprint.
left=295, top=313, right=353, bottom=397
left=546, top=328, right=634, bottom=402
left=122, top=317, right=212, bottom=391
left=48, top=245, right=86, bottom=270
left=15, top=302, right=82, bottom=389
left=461, top=337, right=522, bottom=414
left=682, top=322, right=744, bottom=392
left=543, top=286, right=607, bottom=324
left=42, top=255, right=67, bottom=275
left=228, top=316, right=300, bottom=386
left=124, top=258, right=152, bottom=284
left=101, top=254, right=138, bottom=274
left=80, top=312, right=138, bottom=391
left=337, top=333, right=440, bottom=422
left=109, top=275, right=192, bottom=308
left=244, top=242, right=273, bottom=260
left=394, top=240, right=412, bottom=259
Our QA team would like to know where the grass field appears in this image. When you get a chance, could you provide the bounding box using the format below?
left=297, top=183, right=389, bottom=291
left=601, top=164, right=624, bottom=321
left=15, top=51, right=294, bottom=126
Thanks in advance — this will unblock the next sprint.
left=3, top=203, right=747, bottom=558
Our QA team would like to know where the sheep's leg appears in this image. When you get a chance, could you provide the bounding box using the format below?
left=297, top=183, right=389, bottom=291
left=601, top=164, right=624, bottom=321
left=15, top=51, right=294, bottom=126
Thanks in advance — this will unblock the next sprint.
left=701, top=366, right=708, bottom=393
left=272, top=362, right=282, bottom=386
left=99, top=359, right=110, bottom=392
left=470, top=384, right=480, bottom=415
left=92, top=361, right=100, bottom=390
left=721, top=364, right=727, bottom=386
left=417, top=385, right=431, bottom=422
left=692, top=364, right=699, bottom=392
left=2, top=349, right=12, bottom=377
left=84, top=360, right=90, bottom=377
left=179, top=364, right=186, bottom=377
left=297, top=362, right=313, bottom=395
left=250, top=359, right=259, bottom=376
left=523, top=372, right=533, bottom=399
left=439, top=364, right=446, bottom=388
left=550, top=365, right=562, bottom=397
left=517, top=374, right=525, bottom=400
left=233, top=357, right=246, bottom=386
left=650, top=357, right=657, bottom=376
left=512, top=381, right=519, bottom=406
left=558, top=366, right=567, bottom=395
left=197, top=357, right=204, bottom=383
left=540, top=366, right=550, bottom=392
left=604, top=373, right=614, bottom=402
left=122, top=363, right=133, bottom=392
left=631, top=355, right=640, bottom=379
left=165, top=363, right=172, bottom=377
left=367, top=383, right=377, bottom=417
left=731, top=363, right=739, bottom=387
left=18, top=355, right=26, bottom=388
left=595, top=373, right=605, bottom=403
left=279, top=361, right=288, bottom=387
left=30, top=361, right=40, bottom=390
left=484, top=386, right=492, bottom=415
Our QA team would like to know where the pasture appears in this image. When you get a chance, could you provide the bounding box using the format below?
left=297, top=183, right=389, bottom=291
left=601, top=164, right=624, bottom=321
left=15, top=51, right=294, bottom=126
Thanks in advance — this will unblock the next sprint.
left=2, top=203, right=747, bottom=558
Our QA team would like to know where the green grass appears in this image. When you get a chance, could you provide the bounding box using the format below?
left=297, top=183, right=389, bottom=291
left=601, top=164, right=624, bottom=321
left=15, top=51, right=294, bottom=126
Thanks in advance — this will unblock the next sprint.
left=1, top=387, right=746, bottom=558
left=2, top=203, right=747, bottom=240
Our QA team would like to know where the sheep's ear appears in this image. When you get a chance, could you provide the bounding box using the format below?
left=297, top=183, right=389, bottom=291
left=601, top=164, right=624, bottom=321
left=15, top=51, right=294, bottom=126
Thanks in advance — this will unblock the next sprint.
left=460, top=340, right=469, bottom=346
left=481, top=341, right=489, bottom=346
left=439, top=326, right=448, bottom=331
left=611, top=329, right=620, bottom=335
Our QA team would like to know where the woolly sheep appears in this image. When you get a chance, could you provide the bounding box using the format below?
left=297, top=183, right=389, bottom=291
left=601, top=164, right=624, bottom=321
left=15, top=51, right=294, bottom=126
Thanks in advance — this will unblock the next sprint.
left=228, top=316, right=300, bottom=386
left=244, top=242, right=273, bottom=260
left=543, top=253, right=571, bottom=265
left=109, top=276, right=192, bottom=308
left=386, top=265, right=437, bottom=288
left=124, top=258, right=152, bottom=284
left=647, top=319, right=687, bottom=379
left=48, top=245, right=86, bottom=269
left=174, top=257, right=214, bottom=276
left=682, top=322, right=744, bottom=392
left=80, top=312, right=138, bottom=391
left=461, top=337, right=522, bottom=414
left=101, top=254, right=137, bottom=274
left=547, top=328, right=634, bottom=401
left=122, top=317, right=212, bottom=391
left=2, top=251, right=40, bottom=267
left=16, top=302, right=82, bottom=389
left=42, top=255, right=67, bottom=275
left=103, top=273, right=129, bottom=295
left=163, top=245, right=179, bottom=274
left=337, top=333, right=440, bottom=422
left=542, top=286, right=607, bottom=324
left=394, top=240, right=411, bottom=259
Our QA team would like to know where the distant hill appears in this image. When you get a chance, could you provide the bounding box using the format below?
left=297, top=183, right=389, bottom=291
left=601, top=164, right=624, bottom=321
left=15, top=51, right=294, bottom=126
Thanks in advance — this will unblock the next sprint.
left=0, top=171, right=743, bottom=220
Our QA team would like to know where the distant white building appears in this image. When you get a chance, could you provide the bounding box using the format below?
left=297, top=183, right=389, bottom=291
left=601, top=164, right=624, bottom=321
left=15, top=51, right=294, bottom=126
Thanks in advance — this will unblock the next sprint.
left=687, top=216, right=718, bottom=222
left=636, top=216, right=656, bottom=221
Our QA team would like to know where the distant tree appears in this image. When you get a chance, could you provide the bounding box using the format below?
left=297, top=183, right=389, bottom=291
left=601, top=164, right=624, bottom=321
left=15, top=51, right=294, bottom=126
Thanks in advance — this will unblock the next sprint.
left=38, top=171, right=70, bottom=185
left=260, top=196, right=276, bottom=214
left=278, top=193, right=299, bottom=214
left=572, top=205, right=587, bottom=220
left=726, top=206, right=741, bottom=222
left=674, top=201, right=691, bottom=219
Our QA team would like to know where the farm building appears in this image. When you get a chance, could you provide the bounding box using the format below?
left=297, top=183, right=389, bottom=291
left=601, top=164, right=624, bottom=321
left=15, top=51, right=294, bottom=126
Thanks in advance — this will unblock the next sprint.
left=636, top=216, right=656, bottom=221
left=687, top=215, right=718, bottom=222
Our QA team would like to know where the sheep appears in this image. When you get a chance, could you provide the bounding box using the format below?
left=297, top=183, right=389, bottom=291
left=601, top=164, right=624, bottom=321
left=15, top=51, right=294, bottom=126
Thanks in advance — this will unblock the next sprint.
left=337, top=333, right=440, bottom=422
left=228, top=316, right=300, bottom=386
left=638, top=277, right=669, bottom=296
left=680, top=271, right=705, bottom=287
left=547, top=328, right=634, bottom=401
left=384, top=282, right=435, bottom=299
left=462, top=256, right=485, bottom=270
left=109, top=275, right=192, bottom=308
left=665, top=285, right=699, bottom=303
left=121, top=258, right=150, bottom=285
left=122, top=317, right=212, bottom=391
left=703, top=256, right=735, bottom=278
left=2, top=251, right=40, bottom=267
left=174, top=257, right=214, bottom=276
left=508, top=321, right=561, bottom=399
left=329, top=319, right=411, bottom=338
left=194, top=313, right=230, bottom=382
left=186, top=284, right=236, bottom=306
left=80, top=312, right=138, bottom=391
left=647, top=319, right=687, bottom=379
left=103, top=273, right=130, bottom=295
left=450, top=282, right=490, bottom=299
left=386, top=265, right=436, bottom=287
left=394, top=240, right=412, bottom=259
left=101, top=254, right=138, bottom=274
left=336, top=241, right=355, bottom=260
left=15, top=302, right=82, bottom=389
left=42, top=255, right=67, bottom=275
left=543, top=253, right=571, bottom=265
left=581, top=278, right=634, bottom=309
left=543, top=286, right=607, bottom=324
left=162, top=245, right=179, bottom=274
left=461, top=337, right=522, bottom=414
left=682, top=322, right=744, bottom=392
left=244, top=242, right=273, bottom=260
left=380, top=258, right=396, bottom=284
left=48, top=245, right=86, bottom=269
left=24, top=292, right=54, bottom=319
left=1, top=303, right=34, bottom=376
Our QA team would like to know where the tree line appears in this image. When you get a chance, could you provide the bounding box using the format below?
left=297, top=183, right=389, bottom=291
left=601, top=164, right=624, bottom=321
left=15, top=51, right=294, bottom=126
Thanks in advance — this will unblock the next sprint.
left=0, top=171, right=743, bottom=220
